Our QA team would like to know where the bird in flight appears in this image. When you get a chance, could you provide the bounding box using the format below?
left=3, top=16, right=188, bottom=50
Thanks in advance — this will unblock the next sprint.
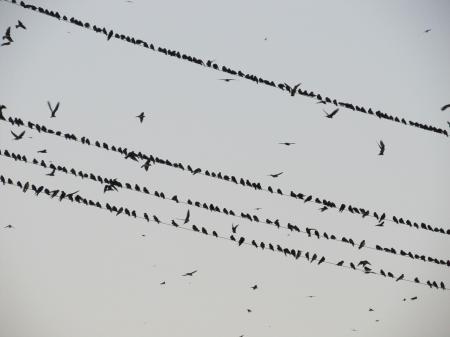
left=37, top=149, right=47, bottom=154
left=411, top=296, right=418, bottom=300
left=219, top=78, right=235, bottom=82
left=378, top=140, right=385, bottom=155
left=279, top=142, right=295, bottom=146
left=11, top=130, right=25, bottom=140
left=251, top=285, right=258, bottom=290
left=160, top=281, right=166, bottom=285
left=323, top=108, right=339, bottom=118
left=47, top=101, right=60, bottom=118
left=141, top=158, right=151, bottom=171
left=46, top=168, right=56, bottom=177
left=290, top=83, right=302, bottom=97
left=4, top=224, right=14, bottom=229
left=136, top=112, right=145, bottom=123
left=15, top=20, right=26, bottom=30
left=424, top=29, right=431, bottom=33
left=441, top=104, right=450, bottom=111
left=247, top=309, right=252, bottom=313
left=268, top=172, right=283, bottom=178
left=369, top=308, right=374, bottom=312
left=183, top=209, right=190, bottom=224
left=231, top=224, right=239, bottom=233
left=182, top=270, right=197, bottom=277
left=2, top=27, right=13, bottom=43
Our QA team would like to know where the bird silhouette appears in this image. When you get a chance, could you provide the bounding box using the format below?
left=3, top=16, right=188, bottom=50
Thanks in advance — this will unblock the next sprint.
left=369, top=308, right=374, bottom=312
left=46, top=168, right=56, bottom=176
left=268, top=172, right=283, bottom=178
left=424, top=29, right=431, bottom=33
left=183, top=209, right=190, bottom=224
left=160, top=281, right=166, bottom=285
left=47, top=101, right=60, bottom=118
left=219, top=78, right=235, bottom=82
left=290, top=83, right=302, bottom=96
left=336, top=260, right=344, bottom=266
left=171, top=220, right=179, bottom=227
left=251, top=285, right=258, bottom=290
left=358, top=240, right=365, bottom=250
left=141, top=158, right=151, bottom=171
left=232, top=223, right=239, bottom=233
left=4, top=224, right=14, bottom=229
left=378, top=140, right=385, bottom=155
left=11, top=130, right=25, bottom=140
left=238, top=237, right=245, bottom=246
left=37, top=149, right=47, bottom=153
left=323, top=108, right=339, bottom=118
left=279, top=142, right=295, bottom=146
left=441, top=104, right=450, bottom=111
left=15, top=20, right=26, bottom=30
left=136, top=112, right=145, bottom=123
left=2, top=27, right=12, bottom=43
left=411, top=296, right=418, bottom=300
left=182, top=270, right=197, bottom=277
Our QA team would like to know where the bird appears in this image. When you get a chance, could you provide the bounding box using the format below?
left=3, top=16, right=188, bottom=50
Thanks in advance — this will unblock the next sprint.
left=424, top=29, right=431, bottom=33
left=46, top=168, right=56, bottom=176
left=47, top=101, right=60, bottom=118
left=160, top=281, right=166, bottom=285
left=378, top=140, right=385, bottom=155
left=247, top=309, right=252, bottom=313
left=183, top=209, right=190, bottom=224
left=232, top=223, right=239, bottom=233
left=306, top=295, right=316, bottom=298
left=1, top=40, right=11, bottom=46
left=441, top=104, right=450, bottom=111
left=279, top=142, right=295, bottom=146
left=136, top=112, right=145, bottom=123
left=268, top=172, right=283, bottom=178
left=219, top=78, right=235, bottom=82
left=290, top=83, right=302, bottom=96
left=411, top=296, right=418, bottom=300
left=238, top=237, right=245, bottom=246
left=336, top=260, right=344, bottom=266
left=11, top=130, right=25, bottom=140
left=171, top=220, right=179, bottom=227
left=319, top=206, right=328, bottom=212
left=4, top=224, right=14, bottom=229
left=369, top=308, right=374, bottom=312
left=323, top=108, right=339, bottom=118
left=141, top=158, right=151, bottom=171
left=251, top=285, right=258, bottom=290
left=37, top=149, right=47, bottom=154
left=182, top=270, right=197, bottom=277
left=2, top=27, right=12, bottom=42
left=358, top=240, right=366, bottom=250
left=15, top=20, right=26, bottom=30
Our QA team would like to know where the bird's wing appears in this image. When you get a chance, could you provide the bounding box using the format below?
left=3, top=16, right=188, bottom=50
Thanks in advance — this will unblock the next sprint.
left=47, top=101, right=53, bottom=112
left=10, top=130, right=18, bottom=138
left=54, top=102, right=60, bottom=112
left=330, top=108, right=339, bottom=116
left=19, top=131, right=25, bottom=138
left=441, top=104, right=450, bottom=111
left=380, top=140, right=385, bottom=148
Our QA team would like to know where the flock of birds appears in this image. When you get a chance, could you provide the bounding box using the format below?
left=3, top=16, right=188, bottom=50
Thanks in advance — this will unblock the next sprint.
left=1, top=1, right=449, bottom=336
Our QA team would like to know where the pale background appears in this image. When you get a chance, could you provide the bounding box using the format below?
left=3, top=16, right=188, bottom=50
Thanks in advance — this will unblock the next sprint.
left=0, top=0, right=449, bottom=336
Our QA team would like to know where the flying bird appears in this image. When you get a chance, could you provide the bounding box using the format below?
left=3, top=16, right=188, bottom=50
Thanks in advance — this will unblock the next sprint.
left=141, top=158, right=151, bottom=171
left=378, top=140, right=385, bottom=155
left=160, top=281, right=166, bottom=285
left=11, top=130, right=25, bottom=140
left=251, top=285, right=258, bottom=290
left=268, top=172, right=283, bottom=178
left=47, top=101, right=60, bottom=118
left=290, top=82, right=302, bottom=96
left=15, top=20, right=26, bottom=29
left=441, top=104, right=450, bottom=111
left=136, top=112, right=145, bottom=123
left=219, top=78, right=235, bottom=82
left=424, top=29, right=431, bottom=33
left=182, top=270, right=197, bottom=277
left=411, top=296, right=418, bottom=300
left=231, top=224, right=239, bottom=233
left=279, top=142, right=295, bottom=146
left=37, top=149, right=47, bottom=153
left=323, top=108, right=339, bottom=118
left=183, top=209, right=190, bottom=224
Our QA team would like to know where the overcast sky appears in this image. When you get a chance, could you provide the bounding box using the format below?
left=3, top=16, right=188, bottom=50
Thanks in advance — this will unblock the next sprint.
left=0, top=1, right=449, bottom=336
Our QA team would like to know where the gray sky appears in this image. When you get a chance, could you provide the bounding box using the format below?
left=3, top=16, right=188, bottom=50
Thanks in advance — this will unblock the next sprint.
left=0, top=0, right=449, bottom=336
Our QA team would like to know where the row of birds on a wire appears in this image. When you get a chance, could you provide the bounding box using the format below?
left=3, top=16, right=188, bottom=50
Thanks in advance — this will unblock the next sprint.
left=0, top=171, right=447, bottom=292
left=1, top=146, right=448, bottom=270
left=2, top=104, right=448, bottom=239
left=6, top=0, right=450, bottom=138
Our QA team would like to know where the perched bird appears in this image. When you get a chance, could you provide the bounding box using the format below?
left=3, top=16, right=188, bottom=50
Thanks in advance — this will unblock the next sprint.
left=441, top=104, right=450, bottom=111
left=15, top=20, right=26, bottom=30
left=47, top=101, right=60, bottom=118
left=319, top=206, right=328, bottom=212
left=238, top=237, right=245, bottom=246
left=182, top=270, right=197, bottom=277
left=136, top=112, right=145, bottom=123
left=323, top=108, right=339, bottom=118
left=37, top=149, right=47, bottom=154
left=11, top=130, right=25, bottom=140
left=251, top=285, right=258, bottom=290
left=183, top=209, right=190, bottom=224
left=378, top=140, right=385, bottom=155
left=171, top=220, right=179, bottom=227
left=279, top=142, right=295, bottom=146
left=219, top=78, right=235, bottom=82
left=268, top=172, right=283, bottom=178
left=358, top=240, right=366, bottom=250
left=336, top=260, right=344, bottom=266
